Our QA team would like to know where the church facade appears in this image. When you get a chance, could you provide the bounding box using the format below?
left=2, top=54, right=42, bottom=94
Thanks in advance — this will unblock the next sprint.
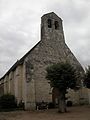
left=0, top=12, right=90, bottom=110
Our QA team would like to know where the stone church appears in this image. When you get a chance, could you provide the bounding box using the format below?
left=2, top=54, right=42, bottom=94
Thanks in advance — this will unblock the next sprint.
left=0, top=12, right=90, bottom=110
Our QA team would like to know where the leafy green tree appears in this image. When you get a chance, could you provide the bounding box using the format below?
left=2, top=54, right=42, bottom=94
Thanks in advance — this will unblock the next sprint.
left=84, top=66, right=90, bottom=88
left=46, top=62, right=80, bottom=113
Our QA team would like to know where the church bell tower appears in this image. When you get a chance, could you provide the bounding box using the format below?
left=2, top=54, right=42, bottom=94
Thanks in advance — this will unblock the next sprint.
left=41, top=12, right=65, bottom=43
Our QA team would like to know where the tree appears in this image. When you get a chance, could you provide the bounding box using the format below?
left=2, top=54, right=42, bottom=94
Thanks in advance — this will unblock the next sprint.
left=46, top=62, right=80, bottom=113
left=84, top=66, right=90, bottom=88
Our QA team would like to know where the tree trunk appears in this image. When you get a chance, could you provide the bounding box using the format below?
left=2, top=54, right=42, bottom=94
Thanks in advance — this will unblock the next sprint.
left=58, top=91, right=66, bottom=113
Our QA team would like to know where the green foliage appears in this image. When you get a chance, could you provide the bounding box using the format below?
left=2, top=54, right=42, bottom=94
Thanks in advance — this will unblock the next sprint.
left=84, top=66, right=90, bottom=88
left=0, top=94, right=17, bottom=110
left=46, top=62, right=79, bottom=91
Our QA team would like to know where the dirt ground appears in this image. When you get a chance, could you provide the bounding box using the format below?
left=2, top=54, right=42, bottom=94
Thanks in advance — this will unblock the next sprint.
left=0, top=105, right=90, bottom=120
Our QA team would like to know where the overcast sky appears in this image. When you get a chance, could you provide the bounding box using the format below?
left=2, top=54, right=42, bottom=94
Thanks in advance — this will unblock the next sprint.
left=0, top=0, right=90, bottom=77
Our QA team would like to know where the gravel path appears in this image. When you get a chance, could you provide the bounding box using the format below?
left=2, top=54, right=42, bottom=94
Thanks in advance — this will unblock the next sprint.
left=0, top=105, right=90, bottom=120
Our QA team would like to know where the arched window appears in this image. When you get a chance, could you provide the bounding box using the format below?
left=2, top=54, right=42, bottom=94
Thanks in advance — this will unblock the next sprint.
left=55, top=21, right=59, bottom=29
left=47, top=19, right=52, bottom=28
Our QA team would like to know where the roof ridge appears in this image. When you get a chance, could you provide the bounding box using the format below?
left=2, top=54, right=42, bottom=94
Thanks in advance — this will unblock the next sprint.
left=0, top=40, right=41, bottom=80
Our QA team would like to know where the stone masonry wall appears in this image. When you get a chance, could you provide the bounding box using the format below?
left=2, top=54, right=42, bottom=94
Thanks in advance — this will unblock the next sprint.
left=24, top=12, right=84, bottom=109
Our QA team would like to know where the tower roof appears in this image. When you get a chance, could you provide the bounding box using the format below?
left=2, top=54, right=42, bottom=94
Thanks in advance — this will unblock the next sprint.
left=41, top=12, right=62, bottom=21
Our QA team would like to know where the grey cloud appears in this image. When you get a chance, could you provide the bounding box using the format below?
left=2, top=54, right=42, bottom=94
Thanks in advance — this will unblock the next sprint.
left=0, top=0, right=90, bottom=77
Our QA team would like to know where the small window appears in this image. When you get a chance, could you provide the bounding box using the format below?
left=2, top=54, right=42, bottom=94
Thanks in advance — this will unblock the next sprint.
left=55, top=21, right=59, bottom=29
left=47, top=19, right=52, bottom=28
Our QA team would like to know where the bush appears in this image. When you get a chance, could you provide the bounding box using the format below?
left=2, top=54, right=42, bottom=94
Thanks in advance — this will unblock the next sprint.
left=66, top=101, right=72, bottom=107
left=48, top=102, right=55, bottom=109
left=0, top=94, right=17, bottom=110
left=18, top=100, right=25, bottom=110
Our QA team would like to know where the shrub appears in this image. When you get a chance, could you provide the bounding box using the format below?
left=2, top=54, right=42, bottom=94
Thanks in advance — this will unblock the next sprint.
left=0, top=94, right=17, bottom=110
left=18, top=100, right=25, bottom=110
left=48, top=102, right=55, bottom=109
left=66, top=101, right=72, bottom=107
